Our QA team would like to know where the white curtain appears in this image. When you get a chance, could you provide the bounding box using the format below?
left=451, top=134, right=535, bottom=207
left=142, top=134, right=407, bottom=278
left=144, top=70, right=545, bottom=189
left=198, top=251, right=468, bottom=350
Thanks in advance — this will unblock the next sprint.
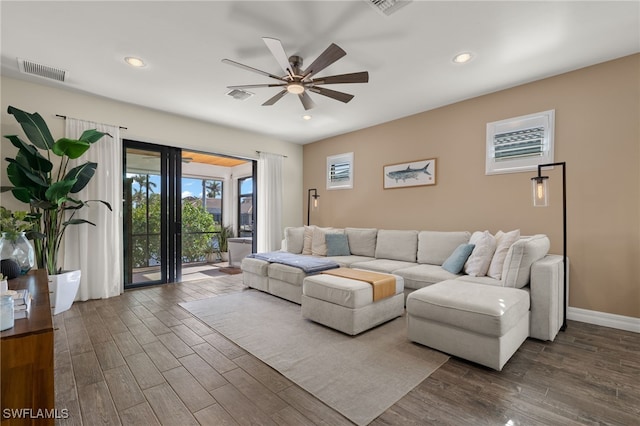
left=63, top=118, right=123, bottom=300
left=257, top=152, right=283, bottom=252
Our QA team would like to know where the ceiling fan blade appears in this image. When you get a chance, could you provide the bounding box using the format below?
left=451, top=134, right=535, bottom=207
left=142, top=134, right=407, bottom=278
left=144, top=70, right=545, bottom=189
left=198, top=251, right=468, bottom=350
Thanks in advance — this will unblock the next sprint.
left=262, top=89, right=288, bottom=106
left=302, top=43, right=346, bottom=79
left=299, top=92, right=316, bottom=110
left=263, top=37, right=293, bottom=77
left=311, top=71, right=369, bottom=85
left=308, top=86, right=354, bottom=103
left=227, top=84, right=286, bottom=89
left=222, top=59, right=286, bottom=82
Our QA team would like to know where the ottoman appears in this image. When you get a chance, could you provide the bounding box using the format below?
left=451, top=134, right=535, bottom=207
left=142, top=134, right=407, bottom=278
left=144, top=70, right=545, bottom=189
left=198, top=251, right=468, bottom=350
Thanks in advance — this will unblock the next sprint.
left=406, top=280, right=530, bottom=371
left=301, top=271, right=405, bottom=335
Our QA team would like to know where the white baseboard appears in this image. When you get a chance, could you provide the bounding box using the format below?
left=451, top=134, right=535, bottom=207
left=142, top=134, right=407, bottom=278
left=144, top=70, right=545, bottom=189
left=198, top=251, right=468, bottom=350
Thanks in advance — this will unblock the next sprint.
left=567, top=307, right=640, bottom=333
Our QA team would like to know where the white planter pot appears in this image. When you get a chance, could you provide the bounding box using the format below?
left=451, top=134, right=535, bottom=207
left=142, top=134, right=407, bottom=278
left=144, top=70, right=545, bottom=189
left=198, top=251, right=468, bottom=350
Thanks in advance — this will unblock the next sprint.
left=49, top=270, right=81, bottom=315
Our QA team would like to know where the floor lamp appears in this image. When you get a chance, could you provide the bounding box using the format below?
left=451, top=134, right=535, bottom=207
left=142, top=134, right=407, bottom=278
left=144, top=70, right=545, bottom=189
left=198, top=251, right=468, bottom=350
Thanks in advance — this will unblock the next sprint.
left=531, top=161, right=567, bottom=331
left=307, top=188, right=319, bottom=226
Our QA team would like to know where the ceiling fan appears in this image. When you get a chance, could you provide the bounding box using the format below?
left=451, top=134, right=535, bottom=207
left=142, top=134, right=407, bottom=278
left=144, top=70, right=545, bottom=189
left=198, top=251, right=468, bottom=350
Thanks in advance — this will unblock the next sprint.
left=222, top=37, right=369, bottom=110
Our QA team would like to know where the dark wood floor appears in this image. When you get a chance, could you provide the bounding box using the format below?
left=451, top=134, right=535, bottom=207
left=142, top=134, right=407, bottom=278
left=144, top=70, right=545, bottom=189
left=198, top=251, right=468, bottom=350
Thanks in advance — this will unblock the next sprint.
left=53, top=274, right=639, bottom=425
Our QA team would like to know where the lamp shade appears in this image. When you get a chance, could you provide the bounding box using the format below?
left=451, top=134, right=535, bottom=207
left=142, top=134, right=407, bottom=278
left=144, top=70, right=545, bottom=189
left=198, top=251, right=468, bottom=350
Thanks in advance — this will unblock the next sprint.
left=532, top=177, right=549, bottom=207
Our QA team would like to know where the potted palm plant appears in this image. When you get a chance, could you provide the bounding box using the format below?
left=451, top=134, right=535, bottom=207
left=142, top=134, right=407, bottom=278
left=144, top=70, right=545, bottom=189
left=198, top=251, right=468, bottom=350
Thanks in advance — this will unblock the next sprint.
left=1, top=106, right=111, bottom=313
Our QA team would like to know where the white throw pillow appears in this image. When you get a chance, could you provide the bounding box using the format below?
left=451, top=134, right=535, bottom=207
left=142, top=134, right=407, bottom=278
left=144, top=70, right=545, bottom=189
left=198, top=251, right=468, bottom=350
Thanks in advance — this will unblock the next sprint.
left=284, top=227, right=305, bottom=254
left=311, top=227, right=343, bottom=256
left=464, top=230, right=497, bottom=277
left=302, top=225, right=315, bottom=255
left=487, top=229, right=520, bottom=280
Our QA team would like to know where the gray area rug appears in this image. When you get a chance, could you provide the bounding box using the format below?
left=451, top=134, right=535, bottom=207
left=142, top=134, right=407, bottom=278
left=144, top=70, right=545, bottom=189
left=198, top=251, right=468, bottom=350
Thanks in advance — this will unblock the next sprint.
left=180, top=290, right=449, bottom=425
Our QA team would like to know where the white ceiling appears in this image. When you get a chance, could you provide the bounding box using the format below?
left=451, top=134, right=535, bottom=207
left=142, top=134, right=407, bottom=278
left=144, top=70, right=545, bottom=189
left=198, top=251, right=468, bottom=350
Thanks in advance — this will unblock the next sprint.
left=1, top=1, right=638, bottom=145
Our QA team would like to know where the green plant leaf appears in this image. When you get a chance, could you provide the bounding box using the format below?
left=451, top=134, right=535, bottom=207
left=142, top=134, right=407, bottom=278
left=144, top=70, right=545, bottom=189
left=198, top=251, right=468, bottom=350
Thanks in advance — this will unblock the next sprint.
left=7, top=106, right=55, bottom=150
left=63, top=219, right=96, bottom=226
left=30, top=200, right=55, bottom=210
left=6, top=159, right=47, bottom=187
left=79, top=129, right=108, bottom=144
left=6, top=136, right=54, bottom=173
left=52, top=138, right=91, bottom=159
left=65, top=162, right=97, bottom=193
left=11, top=187, right=31, bottom=203
left=45, top=179, right=76, bottom=205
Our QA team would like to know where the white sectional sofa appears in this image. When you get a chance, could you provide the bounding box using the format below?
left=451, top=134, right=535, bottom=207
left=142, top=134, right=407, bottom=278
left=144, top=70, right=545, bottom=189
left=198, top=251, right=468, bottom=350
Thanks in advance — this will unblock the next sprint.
left=241, top=225, right=565, bottom=369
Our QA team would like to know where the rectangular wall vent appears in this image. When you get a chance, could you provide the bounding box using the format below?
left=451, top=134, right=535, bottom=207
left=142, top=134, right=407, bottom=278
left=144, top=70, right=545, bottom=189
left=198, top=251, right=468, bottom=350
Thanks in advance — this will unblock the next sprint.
left=366, top=0, right=412, bottom=16
left=226, top=89, right=254, bottom=101
left=18, top=58, right=67, bottom=82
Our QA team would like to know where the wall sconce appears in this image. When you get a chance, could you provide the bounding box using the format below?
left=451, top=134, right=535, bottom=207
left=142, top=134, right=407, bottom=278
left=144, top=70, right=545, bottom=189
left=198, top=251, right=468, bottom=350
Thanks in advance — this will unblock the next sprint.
left=531, top=161, right=567, bottom=330
left=307, top=188, right=320, bottom=226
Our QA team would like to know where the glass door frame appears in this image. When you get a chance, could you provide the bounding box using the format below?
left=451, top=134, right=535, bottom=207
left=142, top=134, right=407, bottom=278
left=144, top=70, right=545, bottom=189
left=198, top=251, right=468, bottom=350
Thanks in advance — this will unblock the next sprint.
left=123, top=140, right=182, bottom=288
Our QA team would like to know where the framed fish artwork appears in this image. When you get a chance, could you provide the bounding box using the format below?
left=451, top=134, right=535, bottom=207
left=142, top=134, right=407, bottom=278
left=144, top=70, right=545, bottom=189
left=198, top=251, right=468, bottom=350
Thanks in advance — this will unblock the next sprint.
left=383, top=158, right=436, bottom=189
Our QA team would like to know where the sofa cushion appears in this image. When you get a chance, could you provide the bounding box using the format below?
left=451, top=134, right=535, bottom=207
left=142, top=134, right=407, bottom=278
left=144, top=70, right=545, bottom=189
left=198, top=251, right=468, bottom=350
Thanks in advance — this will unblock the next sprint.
left=325, top=233, right=351, bottom=256
left=488, top=229, right=520, bottom=279
left=241, top=257, right=269, bottom=276
left=464, top=231, right=497, bottom=277
left=502, top=235, right=550, bottom=288
left=374, top=229, right=418, bottom=262
left=312, top=227, right=343, bottom=256
left=394, top=264, right=461, bottom=291
left=284, top=226, right=305, bottom=254
left=350, top=258, right=417, bottom=274
left=441, top=243, right=475, bottom=274
left=406, top=280, right=530, bottom=337
left=325, top=255, right=375, bottom=268
left=345, top=227, right=377, bottom=257
left=268, top=263, right=307, bottom=286
left=455, top=274, right=505, bottom=287
left=417, top=231, right=471, bottom=265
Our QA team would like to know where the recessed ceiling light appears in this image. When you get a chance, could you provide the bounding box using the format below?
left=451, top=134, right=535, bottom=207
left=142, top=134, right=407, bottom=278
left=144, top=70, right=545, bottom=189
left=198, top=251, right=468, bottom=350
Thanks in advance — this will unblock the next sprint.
left=124, top=56, right=146, bottom=67
left=452, top=52, right=473, bottom=64
left=302, top=114, right=312, bottom=120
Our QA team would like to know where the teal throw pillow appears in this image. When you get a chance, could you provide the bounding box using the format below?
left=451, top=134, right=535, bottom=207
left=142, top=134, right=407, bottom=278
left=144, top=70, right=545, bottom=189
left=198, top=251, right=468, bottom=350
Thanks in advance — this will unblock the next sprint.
left=442, top=243, right=475, bottom=274
left=325, top=233, right=351, bottom=256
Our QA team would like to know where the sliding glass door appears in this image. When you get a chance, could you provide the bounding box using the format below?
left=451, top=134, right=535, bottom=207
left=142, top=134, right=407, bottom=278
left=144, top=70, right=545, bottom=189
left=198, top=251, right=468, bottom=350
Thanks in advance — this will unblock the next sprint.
left=123, top=140, right=182, bottom=288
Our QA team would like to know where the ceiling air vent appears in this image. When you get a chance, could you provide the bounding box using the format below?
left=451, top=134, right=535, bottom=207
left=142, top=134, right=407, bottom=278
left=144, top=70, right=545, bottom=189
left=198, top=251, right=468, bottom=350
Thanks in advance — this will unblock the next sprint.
left=365, top=0, right=412, bottom=16
left=226, top=89, right=254, bottom=101
left=18, top=58, right=67, bottom=82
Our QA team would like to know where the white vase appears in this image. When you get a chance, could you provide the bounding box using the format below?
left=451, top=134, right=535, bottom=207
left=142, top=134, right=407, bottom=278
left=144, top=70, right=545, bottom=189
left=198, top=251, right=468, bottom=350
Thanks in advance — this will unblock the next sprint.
left=49, top=270, right=81, bottom=315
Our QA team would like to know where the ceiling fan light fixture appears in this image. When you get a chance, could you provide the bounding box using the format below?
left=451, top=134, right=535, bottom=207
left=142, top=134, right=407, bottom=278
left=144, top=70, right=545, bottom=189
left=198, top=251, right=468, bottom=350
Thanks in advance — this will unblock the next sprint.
left=287, top=83, right=305, bottom=95
left=453, top=52, right=473, bottom=64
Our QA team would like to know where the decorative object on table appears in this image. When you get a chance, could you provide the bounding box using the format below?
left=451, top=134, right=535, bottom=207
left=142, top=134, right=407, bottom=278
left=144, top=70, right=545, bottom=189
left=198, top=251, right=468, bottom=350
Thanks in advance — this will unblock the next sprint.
left=0, top=207, right=36, bottom=274
left=0, top=259, right=21, bottom=280
left=0, top=292, right=14, bottom=331
left=307, top=188, right=320, bottom=226
left=384, top=158, right=436, bottom=189
left=0, top=273, right=7, bottom=293
left=531, top=161, right=567, bottom=330
left=2, top=106, right=112, bottom=314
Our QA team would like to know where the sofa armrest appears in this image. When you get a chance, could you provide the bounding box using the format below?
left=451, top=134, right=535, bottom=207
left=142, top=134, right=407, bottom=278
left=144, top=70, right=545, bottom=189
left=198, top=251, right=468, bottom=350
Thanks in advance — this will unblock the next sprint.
left=529, top=254, right=566, bottom=341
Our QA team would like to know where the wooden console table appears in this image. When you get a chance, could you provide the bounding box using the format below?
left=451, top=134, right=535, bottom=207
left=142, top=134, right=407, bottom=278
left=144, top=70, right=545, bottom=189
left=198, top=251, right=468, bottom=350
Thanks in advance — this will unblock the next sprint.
left=1, top=269, right=55, bottom=425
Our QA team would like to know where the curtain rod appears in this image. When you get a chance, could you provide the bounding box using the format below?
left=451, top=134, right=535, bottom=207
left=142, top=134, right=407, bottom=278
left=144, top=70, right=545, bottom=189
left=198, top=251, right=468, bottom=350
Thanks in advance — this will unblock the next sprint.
left=56, top=114, right=127, bottom=130
left=256, top=150, right=288, bottom=158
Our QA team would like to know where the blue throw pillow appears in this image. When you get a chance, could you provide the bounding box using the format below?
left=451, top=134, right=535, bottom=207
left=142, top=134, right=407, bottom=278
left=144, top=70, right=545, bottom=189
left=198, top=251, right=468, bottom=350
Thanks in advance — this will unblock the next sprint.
left=325, top=233, right=351, bottom=256
left=442, top=243, right=475, bottom=274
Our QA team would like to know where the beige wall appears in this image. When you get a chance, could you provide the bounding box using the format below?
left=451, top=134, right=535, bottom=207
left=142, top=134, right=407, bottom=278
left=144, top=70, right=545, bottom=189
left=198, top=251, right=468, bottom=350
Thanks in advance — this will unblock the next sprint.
left=0, top=76, right=303, bottom=234
left=304, top=54, right=639, bottom=318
